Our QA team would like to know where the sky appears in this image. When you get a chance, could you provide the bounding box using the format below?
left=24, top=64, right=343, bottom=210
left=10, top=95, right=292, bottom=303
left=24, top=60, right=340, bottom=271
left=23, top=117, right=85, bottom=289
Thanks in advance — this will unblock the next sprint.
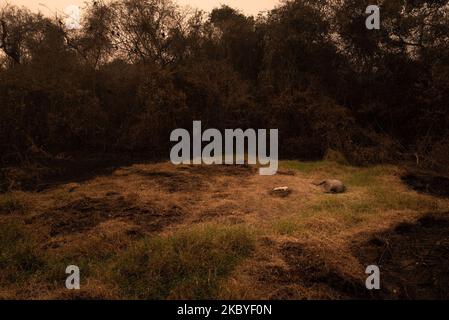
left=7, top=0, right=281, bottom=16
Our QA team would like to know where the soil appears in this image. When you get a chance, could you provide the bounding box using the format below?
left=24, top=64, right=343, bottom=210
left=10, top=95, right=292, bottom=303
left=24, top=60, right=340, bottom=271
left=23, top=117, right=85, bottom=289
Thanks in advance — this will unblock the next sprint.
left=258, top=213, right=449, bottom=300
left=402, top=172, right=449, bottom=198
left=354, top=212, right=449, bottom=299
left=26, top=195, right=184, bottom=236
left=130, top=168, right=206, bottom=193
left=0, top=153, right=149, bottom=192
left=259, top=243, right=372, bottom=299
left=177, top=164, right=256, bottom=177
left=3, top=159, right=449, bottom=299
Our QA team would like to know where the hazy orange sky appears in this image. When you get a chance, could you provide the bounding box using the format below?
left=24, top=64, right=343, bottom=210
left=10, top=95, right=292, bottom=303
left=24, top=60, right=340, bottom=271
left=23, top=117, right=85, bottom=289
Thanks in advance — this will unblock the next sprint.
left=8, top=0, right=280, bottom=15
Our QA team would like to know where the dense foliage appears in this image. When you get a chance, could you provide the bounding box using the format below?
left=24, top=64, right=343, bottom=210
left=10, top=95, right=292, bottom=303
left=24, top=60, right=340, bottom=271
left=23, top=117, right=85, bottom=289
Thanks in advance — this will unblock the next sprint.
left=1, top=0, right=448, bottom=171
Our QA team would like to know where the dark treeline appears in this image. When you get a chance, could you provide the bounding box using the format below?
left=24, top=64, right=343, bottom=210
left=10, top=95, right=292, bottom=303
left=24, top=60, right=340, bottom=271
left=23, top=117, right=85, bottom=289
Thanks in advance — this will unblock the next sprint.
left=1, top=0, right=448, bottom=172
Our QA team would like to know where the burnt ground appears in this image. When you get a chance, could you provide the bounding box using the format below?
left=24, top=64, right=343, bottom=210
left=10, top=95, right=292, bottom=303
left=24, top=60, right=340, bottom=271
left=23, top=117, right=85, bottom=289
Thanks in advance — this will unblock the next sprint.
left=259, top=242, right=372, bottom=299
left=120, top=164, right=255, bottom=193
left=402, top=172, right=449, bottom=198
left=129, top=169, right=206, bottom=193
left=11, top=163, right=255, bottom=240
left=258, top=213, right=449, bottom=300
left=354, top=213, right=449, bottom=299
left=2, top=160, right=449, bottom=299
left=0, top=153, right=151, bottom=192
left=25, top=194, right=184, bottom=236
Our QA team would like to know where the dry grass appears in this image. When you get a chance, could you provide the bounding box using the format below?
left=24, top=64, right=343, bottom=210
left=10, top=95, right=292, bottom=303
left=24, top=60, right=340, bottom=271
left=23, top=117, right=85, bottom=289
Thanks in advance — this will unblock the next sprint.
left=0, top=160, right=448, bottom=299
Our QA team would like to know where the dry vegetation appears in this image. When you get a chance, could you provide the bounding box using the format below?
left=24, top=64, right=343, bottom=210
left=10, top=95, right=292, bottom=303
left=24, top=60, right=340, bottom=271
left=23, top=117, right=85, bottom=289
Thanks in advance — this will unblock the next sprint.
left=1, top=160, right=448, bottom=299
left=1, top=0, right=448, bottom=301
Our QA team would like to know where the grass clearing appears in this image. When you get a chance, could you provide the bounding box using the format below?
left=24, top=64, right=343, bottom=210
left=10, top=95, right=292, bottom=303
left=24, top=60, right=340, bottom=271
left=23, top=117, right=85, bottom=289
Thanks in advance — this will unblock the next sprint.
left=0, top=160, right=448, bottom=299
left=270, top=161, right=446, bottom=238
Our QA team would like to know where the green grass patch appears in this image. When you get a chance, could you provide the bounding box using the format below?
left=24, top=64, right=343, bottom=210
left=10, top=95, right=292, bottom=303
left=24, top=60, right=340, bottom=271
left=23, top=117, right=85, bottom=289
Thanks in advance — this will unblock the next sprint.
left=343, top=165, right=395, bottom=187
left=281, top=161, right=395, bottom=188
left=281, top=160, right=340, bottom=175
left=44, top=253, right=114, bottom=287
left=0, top=222, right=44, bottom=284
left=310, top=197, right=346, bottom=213
left=107, top=224, right=255, bottom=299
left=305, top=194, right=374, bottom=224
left=277, top=161, right=443, bottom=231
left=344, top=170, right=379, bottom=187
left=272, top=218, right=299, bottom=236
left=305, top=184, right=441, bottom=222
left=369, top=187, right=440, bottom=212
